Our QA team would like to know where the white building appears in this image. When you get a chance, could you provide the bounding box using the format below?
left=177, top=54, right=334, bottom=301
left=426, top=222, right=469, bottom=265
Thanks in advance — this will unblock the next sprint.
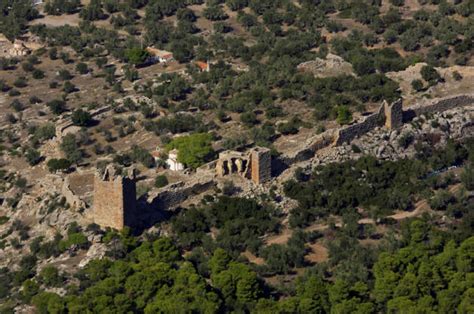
left=145, top=47, right=174, bottom=63
left=166, top=149, right=184, bottom=171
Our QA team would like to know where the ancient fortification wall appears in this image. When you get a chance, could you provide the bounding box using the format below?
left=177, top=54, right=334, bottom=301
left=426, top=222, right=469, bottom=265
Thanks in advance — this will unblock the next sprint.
left=215, top=147, right=272, bottom=185
left=279, top=130, right=336, bottom=166
left=333, top=94, right=473, bottom=147
left=147, top=176, right=215, bottom=211
left=408, top=94, right=474, bottom=117
left=384, top=99, right=403, bottom=129
left=280, top=93, right=473, bottom=166
left=334, top=103, right=385, bottom=145
left=62, top=177, right=86, bottom=209
left=84, top=94, right=473, bottom=229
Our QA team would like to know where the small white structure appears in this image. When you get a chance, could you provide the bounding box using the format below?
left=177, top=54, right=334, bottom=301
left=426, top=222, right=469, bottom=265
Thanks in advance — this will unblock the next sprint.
left=146, top=47, right=174, bottom=63
left=166, top=149, right=184, bottom=171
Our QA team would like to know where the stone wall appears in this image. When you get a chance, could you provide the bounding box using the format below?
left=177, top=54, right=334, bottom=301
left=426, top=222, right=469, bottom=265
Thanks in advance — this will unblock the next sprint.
left=408, top=94, right=474, bottom=117
left=333, top=94, right=473, bottom=146
left=89, top=93, right=473, bottom=228
left=147, top=176, right=215, bottom=211
left=55, top=105, right=112, bottom=140
left=334, top=103, right=385, bottom=145
left=92, top=166, right=136, bottom=230
left=384, top=99, right=403, bottom=129
left=283, top=131, right=336, bottom=165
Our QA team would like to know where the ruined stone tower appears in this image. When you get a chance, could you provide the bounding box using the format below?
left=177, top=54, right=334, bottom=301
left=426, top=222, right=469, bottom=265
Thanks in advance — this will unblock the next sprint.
left=384, top=99, right=403, bottom=130
left=250, top=147, right=272, bottom=185
left=93, top=165, right=136, bottom=230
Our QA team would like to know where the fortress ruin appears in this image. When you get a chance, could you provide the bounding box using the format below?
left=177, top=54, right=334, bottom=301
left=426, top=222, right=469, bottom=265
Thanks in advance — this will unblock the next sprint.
left=216, top=147, right=272, bottom=185
left=85, top=94, right=473, bottom=230
left=92, top=165, right=137, bottom=230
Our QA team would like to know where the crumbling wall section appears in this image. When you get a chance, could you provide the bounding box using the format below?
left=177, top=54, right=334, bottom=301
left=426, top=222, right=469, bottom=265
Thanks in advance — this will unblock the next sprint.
left=62, top=177, right=86, bottom=209
left=279, top=130, right=336, bottom=166
left=215, top=148, right=272, bottom=184
left=147, top=176, right=216, bottom=211
left=409, top=94, right=474, bottom=117
left=55, top=105, right=112, bottom=140
left=334, top=103, right=385, bottom=145
left=384, top=99, right=403, bottom=129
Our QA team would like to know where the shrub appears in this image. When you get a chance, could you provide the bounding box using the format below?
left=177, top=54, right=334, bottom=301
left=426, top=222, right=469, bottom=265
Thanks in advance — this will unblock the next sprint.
left=48, top=47, right=58, bottom=60
left=10, top=99, right=24, bottom=112
left=71, top=109, right=92, bottom=126
left=155, top=175, right=169, bottom=188
left=203, top=5, right=228, bottom=21
left=58, top=232, right=89, bottom=251
left=277, top=118, right=300, bottom=135
left=58, top=69, right=72, bottom=81
left=390, top=0, right=405, bottom=6
left=39, top=266, right=63, bottom=287
left=336, top=106, right=352, bottom=125
left=63, top=81, right=76, bottom=93
left=47, top=158, right=72, bottom=173
left=130, top=145, right=154, bottom=168
left=398, top=132, right=414, bottom=148
left=411, top=79, right=424, bottom=92
left=240, top=111, right=259, bottom=126
left=25, top=148, right=41, bottom=166
left=21, top=62, right=35, bottom=72
left=429, top=191, right=455, bottom=210
left=32, top=69, right=45, bottom=79
left=125, top=47, right=150, bottom=65
left=13, top=77, right=28, bottom=88
left=47, top=99, right=67, bottom=115
left=461, top=166, right=474, bottom=191
left=166, top=133, right=215, bottom=169
left=29, top=96, right=43, bottom=105
left=75, top=62, right=89, bottom=74
left=452, top=71, right=462, bottom=81
left=8, top=89, right=20, bottom=96
left=420, top=65, right=441, bottom=85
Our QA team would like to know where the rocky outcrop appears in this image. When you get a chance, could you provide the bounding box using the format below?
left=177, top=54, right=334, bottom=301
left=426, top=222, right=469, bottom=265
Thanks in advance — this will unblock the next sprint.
left=297, top=53, right=355, bottom=77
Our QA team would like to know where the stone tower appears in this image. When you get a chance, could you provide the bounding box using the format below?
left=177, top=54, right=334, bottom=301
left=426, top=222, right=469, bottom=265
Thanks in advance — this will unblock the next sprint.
left=250, top=147, right=272, bottom=185
left=384, top=99, right=403, bottom=130
left=92, top=165, right=136, bottom=230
